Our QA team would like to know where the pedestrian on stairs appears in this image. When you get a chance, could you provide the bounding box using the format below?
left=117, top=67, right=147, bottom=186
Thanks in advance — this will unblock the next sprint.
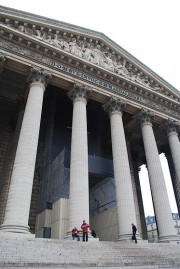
left=131, top=223, right=137, bottom=243
left=81, top=220, right=89, bottom=242
left=72, top=227, right=80, bottom=241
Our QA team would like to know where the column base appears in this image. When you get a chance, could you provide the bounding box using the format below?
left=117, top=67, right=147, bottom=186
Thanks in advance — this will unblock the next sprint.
left=158, top=234, right=180, bottom=243
left=116, top=233, right=142, bottom=243
left=0, top=224, right=30, bottom=234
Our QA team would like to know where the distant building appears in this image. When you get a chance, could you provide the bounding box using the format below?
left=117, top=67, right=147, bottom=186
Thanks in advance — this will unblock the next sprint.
left=146, top=213, right=180, bottom=242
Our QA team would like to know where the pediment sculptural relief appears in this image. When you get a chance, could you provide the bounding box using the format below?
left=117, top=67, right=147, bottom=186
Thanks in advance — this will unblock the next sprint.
left=27, top=26, right=150, bottom=86
left=16, top=25, right=154, bottom=89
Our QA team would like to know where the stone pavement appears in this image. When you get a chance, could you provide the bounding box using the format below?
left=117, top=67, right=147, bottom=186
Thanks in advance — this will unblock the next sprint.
left=0, top=233, right=180, bottom=268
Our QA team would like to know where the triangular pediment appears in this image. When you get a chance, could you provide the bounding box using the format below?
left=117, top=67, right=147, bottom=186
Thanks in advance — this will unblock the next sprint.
left=0, top=5, right=180, bottom=107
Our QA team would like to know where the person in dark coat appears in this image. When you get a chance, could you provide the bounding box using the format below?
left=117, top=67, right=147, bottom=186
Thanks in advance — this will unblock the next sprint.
left=131, top=223, right=137, bottom=243
left=91, top=230, right=97, bottom=238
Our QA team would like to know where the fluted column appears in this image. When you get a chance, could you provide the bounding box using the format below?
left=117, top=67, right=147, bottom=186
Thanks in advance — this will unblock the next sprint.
left=67, top=83, right=90, bottom=236
left=165, top=151, right=180, bottom=214
left=0, top=67, right=51, bottom=233
left=104, top=97, right=138, bottom=241
left=127, top=140, right=147, bottom=240
left=0, top=109, right=24, bottom=225
left=136, top=109, right=177, bottom=242
left=165, top=120, right=180, bottom=194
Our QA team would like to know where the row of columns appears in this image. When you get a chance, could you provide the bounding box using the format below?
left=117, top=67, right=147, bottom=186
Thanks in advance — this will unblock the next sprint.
left=0, top=67, right=180, bottom=242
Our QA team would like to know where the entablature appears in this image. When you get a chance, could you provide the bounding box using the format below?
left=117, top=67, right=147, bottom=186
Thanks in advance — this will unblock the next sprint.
left=1, top=44, right=180, bottom=125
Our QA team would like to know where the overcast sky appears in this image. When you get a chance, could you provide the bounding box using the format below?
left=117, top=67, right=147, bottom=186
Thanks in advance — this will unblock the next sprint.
left=0, top=0, right=179, bottom=216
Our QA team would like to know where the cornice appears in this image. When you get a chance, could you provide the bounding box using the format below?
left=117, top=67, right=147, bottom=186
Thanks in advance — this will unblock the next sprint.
left=0, top=5, right=179, bottom=98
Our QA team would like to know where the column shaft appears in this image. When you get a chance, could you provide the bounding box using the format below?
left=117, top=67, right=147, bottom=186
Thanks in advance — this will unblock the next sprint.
left=167, top=130, right=180, bottom=188
left=104, top=98, right=138, bottom=241
left=0, top=110, right=24, bottom=225
left=1, top=67, right=51, bottom=233
left=165, top=120, right=180, bottom=215
left=140, top=114, right=176, bottom=242
left=67, top=84, right=89, bottom=233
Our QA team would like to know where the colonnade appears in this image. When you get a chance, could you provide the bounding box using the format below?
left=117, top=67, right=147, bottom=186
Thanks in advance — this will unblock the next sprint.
left=0, top=67, right=180, bottom=242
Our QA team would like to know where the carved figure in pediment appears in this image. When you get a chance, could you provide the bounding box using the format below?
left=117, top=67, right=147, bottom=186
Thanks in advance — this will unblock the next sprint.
left=104, top=53, right=115, bottom=72
left=82, top=43, right=93, bottom=62
left=130, top=73, right=150, bottom=87
left=35, top=30, right=43, bottom=40
left=152, top=84, right=162, bottom=92
left=25, top=28, right=34, bottom=35
left=45, top=35, right=53, bottom=44
left=34, top=30, right=46, bottom=41
left=18, top=25, right=33, bottom=36
left=91, top=45, right=107, bottom=67
left=114, top=61, right=130, bottom=77
left=50, top=34, right=61, bottom=48
left=58, top=39, right=69, bottom=51
left=18, top=25, right=25, bottom=32
left=69, top=38, right=83, bottom=57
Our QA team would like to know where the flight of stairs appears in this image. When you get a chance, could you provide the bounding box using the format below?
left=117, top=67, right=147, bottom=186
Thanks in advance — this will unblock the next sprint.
left=0, top=233, right=180, bottom=268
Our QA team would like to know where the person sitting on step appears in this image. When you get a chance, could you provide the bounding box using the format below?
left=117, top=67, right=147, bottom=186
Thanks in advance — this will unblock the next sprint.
left=72, top=227, right=80, bottom=241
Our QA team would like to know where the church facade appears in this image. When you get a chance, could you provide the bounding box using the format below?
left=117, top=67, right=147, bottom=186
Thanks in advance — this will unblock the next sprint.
left=0, top=5, right=180, bottom=242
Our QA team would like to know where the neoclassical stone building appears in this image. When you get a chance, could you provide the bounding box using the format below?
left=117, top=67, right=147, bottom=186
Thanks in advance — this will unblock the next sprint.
left=0, top=5, right=180, bottom=243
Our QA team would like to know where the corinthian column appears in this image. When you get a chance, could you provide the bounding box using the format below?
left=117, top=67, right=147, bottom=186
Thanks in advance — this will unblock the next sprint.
left=104, top=97, right=138, bottom=242
left=136, top=109, right=177, bottom=242
left=67, top=83, right=90, bottom=236
left=0, top=67, right=51, bottom=234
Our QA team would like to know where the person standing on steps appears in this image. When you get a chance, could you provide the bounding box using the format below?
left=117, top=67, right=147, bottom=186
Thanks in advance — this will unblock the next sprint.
left=81, top=220, right=89, bottom=242
left=131, top=223, right=137, bottom=243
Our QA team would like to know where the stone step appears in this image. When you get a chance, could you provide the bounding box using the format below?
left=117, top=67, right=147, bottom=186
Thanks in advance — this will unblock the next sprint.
left=0, top=234, right=180, bottom=268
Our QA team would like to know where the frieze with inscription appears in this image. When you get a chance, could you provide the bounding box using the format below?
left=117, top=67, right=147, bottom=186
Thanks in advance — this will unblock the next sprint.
left=0, top=38, right=180, bottom=119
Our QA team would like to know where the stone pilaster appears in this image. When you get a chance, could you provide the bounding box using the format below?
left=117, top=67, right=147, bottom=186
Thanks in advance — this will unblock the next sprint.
left=136, top=109, right=177, bottom=242
left=103, top=97, right=138, bottom=241
left=0, top=66, right=51, bottom=234
left=67, top=83, right=90, bottom=236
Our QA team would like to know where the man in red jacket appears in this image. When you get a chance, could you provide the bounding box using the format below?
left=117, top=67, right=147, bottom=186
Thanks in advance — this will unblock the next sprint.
left=81, top=220, right=89, bottom=242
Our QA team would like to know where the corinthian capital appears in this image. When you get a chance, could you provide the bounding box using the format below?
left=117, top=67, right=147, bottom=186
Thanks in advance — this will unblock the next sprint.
left=68, top=82, right=91, bottom=103
left=164, top=119, right=180, bottom=135
left=103, top=96, right=126, bottom=115
left=0, top=54, right=6, bottom=73
left=135, top=108, right=155, bottom=124
left=27, top=66, right=52, bottom=86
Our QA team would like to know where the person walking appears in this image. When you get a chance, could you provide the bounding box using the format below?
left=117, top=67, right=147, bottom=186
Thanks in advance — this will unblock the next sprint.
left=131, top=223, right=137, bottom=243
left=81, top=220, right=89, bottom=242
